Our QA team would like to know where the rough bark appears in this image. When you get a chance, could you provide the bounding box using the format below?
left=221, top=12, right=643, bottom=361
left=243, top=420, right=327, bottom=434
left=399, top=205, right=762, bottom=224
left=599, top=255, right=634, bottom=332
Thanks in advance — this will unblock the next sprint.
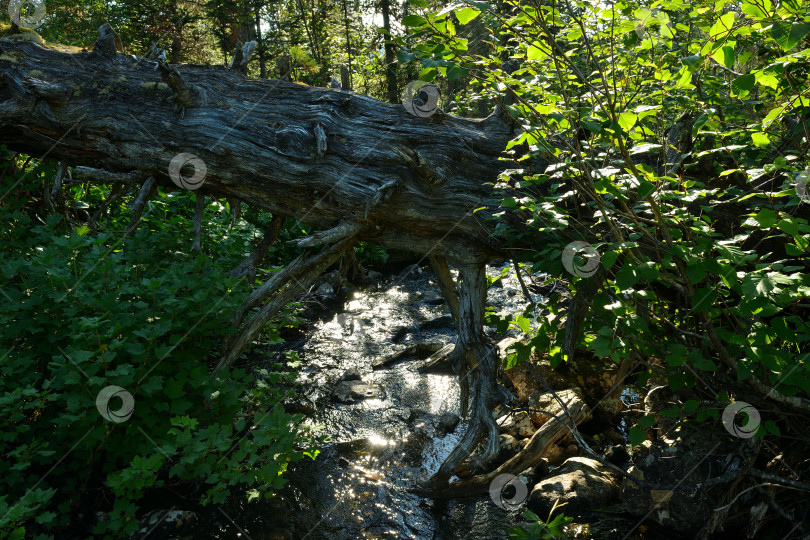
left=0, top=37, right=515, bottom=261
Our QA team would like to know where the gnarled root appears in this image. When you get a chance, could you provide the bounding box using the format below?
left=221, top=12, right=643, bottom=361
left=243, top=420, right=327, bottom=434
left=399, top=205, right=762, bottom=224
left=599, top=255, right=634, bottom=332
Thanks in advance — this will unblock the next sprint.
left=421, top=259, right=505, bottom=489
left=216, top=235, right=356, bottom=372
left=422, top=387, right=591, bottom=497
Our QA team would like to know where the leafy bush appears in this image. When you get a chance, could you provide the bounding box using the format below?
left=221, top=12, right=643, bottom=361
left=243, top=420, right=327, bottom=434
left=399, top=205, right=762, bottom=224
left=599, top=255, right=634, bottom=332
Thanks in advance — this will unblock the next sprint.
left=401, top=0, right=810, bottom=441
left=0, top=155, right=318, bottom=538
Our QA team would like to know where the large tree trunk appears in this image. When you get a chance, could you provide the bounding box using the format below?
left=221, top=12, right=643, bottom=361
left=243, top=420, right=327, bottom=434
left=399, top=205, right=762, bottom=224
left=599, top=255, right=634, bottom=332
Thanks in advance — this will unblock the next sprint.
left=0, top=38, right=514, bottom=259
left=0, top=33, right=519, bottom=490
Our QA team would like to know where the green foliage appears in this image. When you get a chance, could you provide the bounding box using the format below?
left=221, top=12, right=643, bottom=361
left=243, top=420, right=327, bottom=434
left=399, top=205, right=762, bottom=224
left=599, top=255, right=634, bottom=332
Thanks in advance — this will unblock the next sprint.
left=508, top=505, right=572, bottom=539
left=0, top=153, right=318, bottom=537
left=355, top=241, right=389, bottom=267
left=404, top=0, right=810, bottom=441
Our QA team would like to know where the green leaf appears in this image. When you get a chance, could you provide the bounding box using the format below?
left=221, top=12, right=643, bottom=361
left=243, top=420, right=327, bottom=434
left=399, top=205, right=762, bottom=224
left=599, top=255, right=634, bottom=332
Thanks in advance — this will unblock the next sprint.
left=674, top=66, right=694, bottom=89
left=637, top=414, right=656, bottom=428
left=751, top=132, right=770, bottom=148
left=402, top=15, right=427, bottom=27
left=618, top=112, right=637, bottom=131
left=731, top=74, right=755, bottom=96
left=764, top=420, right=780, bottom=435
left=712, top=45, right=735, bottom=69
left=754, top=208, right=778, bottom=228
left=777, top=218, right=799, bottom=235
left=447, top=65, right=468, bottom=80
left=692, top=288, right=717, bottom=312
left=526, top=41, right=546, bottom=61
left=771, top=21, right=810, bottom=51
left=741, top=271, right=793, bottom=298
left=515, top=315, right=531, bottom=334
left=396, top=49, right=415, bottom=63
left=455, top=7, right=481, bottom=24
left=629, top=426, right=647, bottom=446
left=682, top=54, right=702, bottom=72
left=683, top=399, right=700, bottom=413
left=601, top=250, right=619, bottom=269
left=741, top=0, right=771, bottom=18
left=409, top=0, right=428, bottom=6
left=709, top=12, right=736, bottom=40
left=637, top=179, right=656, bottom=198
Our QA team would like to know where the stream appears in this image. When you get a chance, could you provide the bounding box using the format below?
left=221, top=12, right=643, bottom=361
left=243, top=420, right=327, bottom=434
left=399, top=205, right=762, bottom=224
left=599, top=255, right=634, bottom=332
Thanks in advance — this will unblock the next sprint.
left=149, top=260, right=654, bottom=539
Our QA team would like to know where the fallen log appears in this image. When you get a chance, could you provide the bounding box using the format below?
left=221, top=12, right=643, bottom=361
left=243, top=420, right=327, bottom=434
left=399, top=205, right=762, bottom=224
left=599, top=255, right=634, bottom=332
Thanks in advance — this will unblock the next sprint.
left=0, top=28, right=524, bottom=489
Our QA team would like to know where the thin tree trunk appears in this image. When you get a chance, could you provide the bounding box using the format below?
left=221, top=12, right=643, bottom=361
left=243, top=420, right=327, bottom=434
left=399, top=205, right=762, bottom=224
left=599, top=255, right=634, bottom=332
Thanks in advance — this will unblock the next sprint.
left=254, top=4, right=266, bottom=78
left=381, top=0, right=398, bottom=104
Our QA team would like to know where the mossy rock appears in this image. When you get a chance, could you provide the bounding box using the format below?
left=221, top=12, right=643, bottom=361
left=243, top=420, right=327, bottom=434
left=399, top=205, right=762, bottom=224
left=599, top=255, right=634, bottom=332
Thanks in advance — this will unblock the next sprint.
left=0, top=22, right=45, bottom=45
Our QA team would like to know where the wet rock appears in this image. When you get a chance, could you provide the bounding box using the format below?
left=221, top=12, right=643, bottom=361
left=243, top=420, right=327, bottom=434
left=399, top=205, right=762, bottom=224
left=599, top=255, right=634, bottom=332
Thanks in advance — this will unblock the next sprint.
left=315, top=282, right=335, bottom=297
left=533, top=458, right=550, bottom=479
left=422, top=291, right=445, bottom=306
left=604, top=444, right=630, bottom=466
left=499, top=434, right=520, bottom=455
left=503, top=346, right=621, bottom=411
left=528, top=457, right=620, bottom=518
left=391, top=325, right=410, bottom=343
left=604, top=429, right=625, bottom=445
left=332, top=380, right=380, bottom=403
left=433, top=412, right=460, bottom=438
left=543, top=444, right=566, bottom=466
left=487, top=434, right=520, bottom=467
left=338, top=367, right=362, bottom=382
left=398, top=263, right=422, bottom=278
left=520, top=437, right=530, bottom=448
left=137, top=509, right=199, bottom=537
left=418, top=315, right=454, bottom=331
left=526, top=387, right=587, bottom=428
left=285, top=398, right=316, bottom=415
left=497, top=411, right=535, bottom=438
left=407, top=408, right=429, bottom=427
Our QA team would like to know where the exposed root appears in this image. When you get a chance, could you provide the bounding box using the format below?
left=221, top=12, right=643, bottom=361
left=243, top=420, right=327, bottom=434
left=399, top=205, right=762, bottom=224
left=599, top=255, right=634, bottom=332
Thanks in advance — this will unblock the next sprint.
left=428, top=254, right=460, bottom=326
left=191, top=192, right=205, bottom=253
left=292, top=220, right=363, bottom=248
left=228, top=214, right=285, bottom=282
left=421, top=259, right=504, bottom=488
left=216, top=235, right=356, bottom=372
left=124, top=176, right=156, bottom=237
left=49, top=161, right=67, bottom=201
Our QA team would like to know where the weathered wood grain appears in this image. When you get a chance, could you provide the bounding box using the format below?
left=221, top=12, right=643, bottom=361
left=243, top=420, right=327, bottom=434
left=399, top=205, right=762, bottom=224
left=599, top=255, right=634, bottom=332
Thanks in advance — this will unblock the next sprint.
left=0, top=37, right=516, bottom=261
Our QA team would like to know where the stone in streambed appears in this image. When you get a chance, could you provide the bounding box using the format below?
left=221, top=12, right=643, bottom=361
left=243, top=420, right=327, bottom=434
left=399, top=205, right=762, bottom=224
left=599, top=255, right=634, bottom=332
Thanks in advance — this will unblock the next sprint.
left=528, top=457, right=620, bottom=518
left=433, top=412, right=460, bottom=438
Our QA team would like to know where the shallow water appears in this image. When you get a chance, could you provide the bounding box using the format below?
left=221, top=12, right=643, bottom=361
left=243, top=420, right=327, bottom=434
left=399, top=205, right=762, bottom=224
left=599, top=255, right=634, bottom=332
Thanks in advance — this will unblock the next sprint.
left=184, top=262, right=654, bottom=540
left=226, top=262, right=532, bottom=539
